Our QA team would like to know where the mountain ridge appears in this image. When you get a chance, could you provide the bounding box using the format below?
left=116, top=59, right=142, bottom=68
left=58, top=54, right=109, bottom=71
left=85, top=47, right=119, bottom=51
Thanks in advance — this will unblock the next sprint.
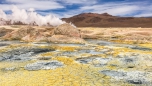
left=62, top=13, right=152, bottom=27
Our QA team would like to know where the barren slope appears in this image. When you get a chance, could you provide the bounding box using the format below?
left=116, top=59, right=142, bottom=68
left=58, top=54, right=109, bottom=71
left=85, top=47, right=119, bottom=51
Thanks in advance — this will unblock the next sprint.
left=62, top=13, right=152, bottom=27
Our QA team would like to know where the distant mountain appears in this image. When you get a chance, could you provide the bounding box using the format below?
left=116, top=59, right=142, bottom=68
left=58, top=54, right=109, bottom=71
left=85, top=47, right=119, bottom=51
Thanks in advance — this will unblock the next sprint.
left=62, top=13, right=152, bottom=27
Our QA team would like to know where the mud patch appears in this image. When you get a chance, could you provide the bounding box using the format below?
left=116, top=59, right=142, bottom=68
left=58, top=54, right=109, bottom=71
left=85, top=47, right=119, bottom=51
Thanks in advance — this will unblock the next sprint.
left=76, top=56, right=111, bottom=67
left=100, top=70, right=152, bottom=85
left=116, top=44, right=152, bottom=51
left=0, top=47, right=54, bottom=62
left=0, top=43, right=9, bottom=47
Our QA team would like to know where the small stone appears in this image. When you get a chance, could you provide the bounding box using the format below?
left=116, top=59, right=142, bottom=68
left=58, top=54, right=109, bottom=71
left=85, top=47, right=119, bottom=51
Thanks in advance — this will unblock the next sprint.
left=127, top=80, right=142, bottom=84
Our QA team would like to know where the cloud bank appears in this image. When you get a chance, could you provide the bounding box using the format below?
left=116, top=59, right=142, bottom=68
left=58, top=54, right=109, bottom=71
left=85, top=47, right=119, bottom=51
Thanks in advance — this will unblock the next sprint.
left=0, top=6, right=65, bottom=26
left=0, top=0, right=152, bottom=18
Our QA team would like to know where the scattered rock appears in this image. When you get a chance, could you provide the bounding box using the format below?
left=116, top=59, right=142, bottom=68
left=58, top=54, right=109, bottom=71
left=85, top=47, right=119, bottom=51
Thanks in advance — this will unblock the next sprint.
left=100, top=70, right=127, bottom=78
left=76, top=56, right=111, bottom=66
left=1, top=67, right=19, bottom=72
left=127, top=79, right=142, bottom=84
left=120, top=56, right=138, bottom=66
left=54, top=23, right=81, bottom=37
left=37, top=56, right=51, bottom=60
left=76, top=57, right=93, bottom=64
left=93, top=58, right=111, bottom=67
left=24, top=60, right=64, bottom=71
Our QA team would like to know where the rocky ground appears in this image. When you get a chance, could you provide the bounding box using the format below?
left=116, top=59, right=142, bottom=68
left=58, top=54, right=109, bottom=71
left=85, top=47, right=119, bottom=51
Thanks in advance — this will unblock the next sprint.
left=79, top=27, right=152, bottom=44
left=0, top=25, right=152, bottom=86
left=0, top=39, right=152, bottom=86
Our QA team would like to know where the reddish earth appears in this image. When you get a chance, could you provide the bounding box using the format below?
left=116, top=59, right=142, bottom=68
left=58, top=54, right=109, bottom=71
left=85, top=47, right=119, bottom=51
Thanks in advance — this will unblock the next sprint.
left=62, top=13, right=152, bottom=27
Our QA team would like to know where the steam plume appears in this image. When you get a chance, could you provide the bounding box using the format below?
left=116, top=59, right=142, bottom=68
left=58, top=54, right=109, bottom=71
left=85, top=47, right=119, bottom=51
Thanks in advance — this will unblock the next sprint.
left=0, top=6, right=65, bottom=26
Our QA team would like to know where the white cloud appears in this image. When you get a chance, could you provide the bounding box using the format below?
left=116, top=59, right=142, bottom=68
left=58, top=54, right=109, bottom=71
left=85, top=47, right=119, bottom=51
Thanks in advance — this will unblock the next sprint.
left=134, top=13, right=152, bottom=17
left=80, top=2, right=140, bottom=16
left=0, top=4, right=12, bottom=11
left=1, top=0, right=64, bottom=11
left=93, top=5, right=139, bottom=16
left=56, top=0, right=98, bottom=5
left=77, top=2, right=152, bottom=17
left=0, top=0, right=152, bottom=18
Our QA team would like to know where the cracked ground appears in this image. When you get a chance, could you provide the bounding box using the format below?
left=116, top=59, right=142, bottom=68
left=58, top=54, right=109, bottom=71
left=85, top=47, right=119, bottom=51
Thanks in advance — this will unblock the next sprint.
left=0, top=40, right=152, bottom=86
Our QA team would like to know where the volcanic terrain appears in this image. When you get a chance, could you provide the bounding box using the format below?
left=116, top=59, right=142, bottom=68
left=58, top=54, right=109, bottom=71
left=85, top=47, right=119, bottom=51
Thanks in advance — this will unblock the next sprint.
left=62, top=13, right=152, bottom=27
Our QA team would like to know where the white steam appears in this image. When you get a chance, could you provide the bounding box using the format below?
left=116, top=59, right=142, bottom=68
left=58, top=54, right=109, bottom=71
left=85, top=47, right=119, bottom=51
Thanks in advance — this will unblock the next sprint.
left=0, top=6, right=65, bottom=26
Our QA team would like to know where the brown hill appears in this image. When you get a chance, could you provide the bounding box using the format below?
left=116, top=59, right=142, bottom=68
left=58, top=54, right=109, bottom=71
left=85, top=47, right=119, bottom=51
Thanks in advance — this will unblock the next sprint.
left=62, top=13, right=152, bottom=27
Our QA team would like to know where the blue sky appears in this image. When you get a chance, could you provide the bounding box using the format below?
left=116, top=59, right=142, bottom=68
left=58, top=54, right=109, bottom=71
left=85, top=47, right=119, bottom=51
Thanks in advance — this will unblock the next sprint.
left=0, top=0, right=152, bottom=18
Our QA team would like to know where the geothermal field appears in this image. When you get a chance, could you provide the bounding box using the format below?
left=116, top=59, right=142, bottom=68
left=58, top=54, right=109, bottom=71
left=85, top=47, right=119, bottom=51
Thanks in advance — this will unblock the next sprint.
left=0, top=7, right=152, bottom=86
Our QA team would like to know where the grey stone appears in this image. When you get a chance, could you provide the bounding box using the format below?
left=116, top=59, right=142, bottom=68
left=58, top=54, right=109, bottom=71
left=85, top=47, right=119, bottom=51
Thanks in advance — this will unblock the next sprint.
left=100, top=70, right=152, bottom=85
left=24, top=60, right=64, bottom=71
left=37, top=56, right=52, bottom=60
left=76, top=57, right=111, bottom=66
left=93, top=58, right=111, bottom=67
left=120, top=56, right=137, bottom=64
left=130, top=46, right=152, bottom=51
left=76, top=58, right=93, bottom=64
left=127, top=79, right=142, bottom=84
left=100, top=70, right=127, bottom=77
left=1, top=67, right=19, bottom=72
